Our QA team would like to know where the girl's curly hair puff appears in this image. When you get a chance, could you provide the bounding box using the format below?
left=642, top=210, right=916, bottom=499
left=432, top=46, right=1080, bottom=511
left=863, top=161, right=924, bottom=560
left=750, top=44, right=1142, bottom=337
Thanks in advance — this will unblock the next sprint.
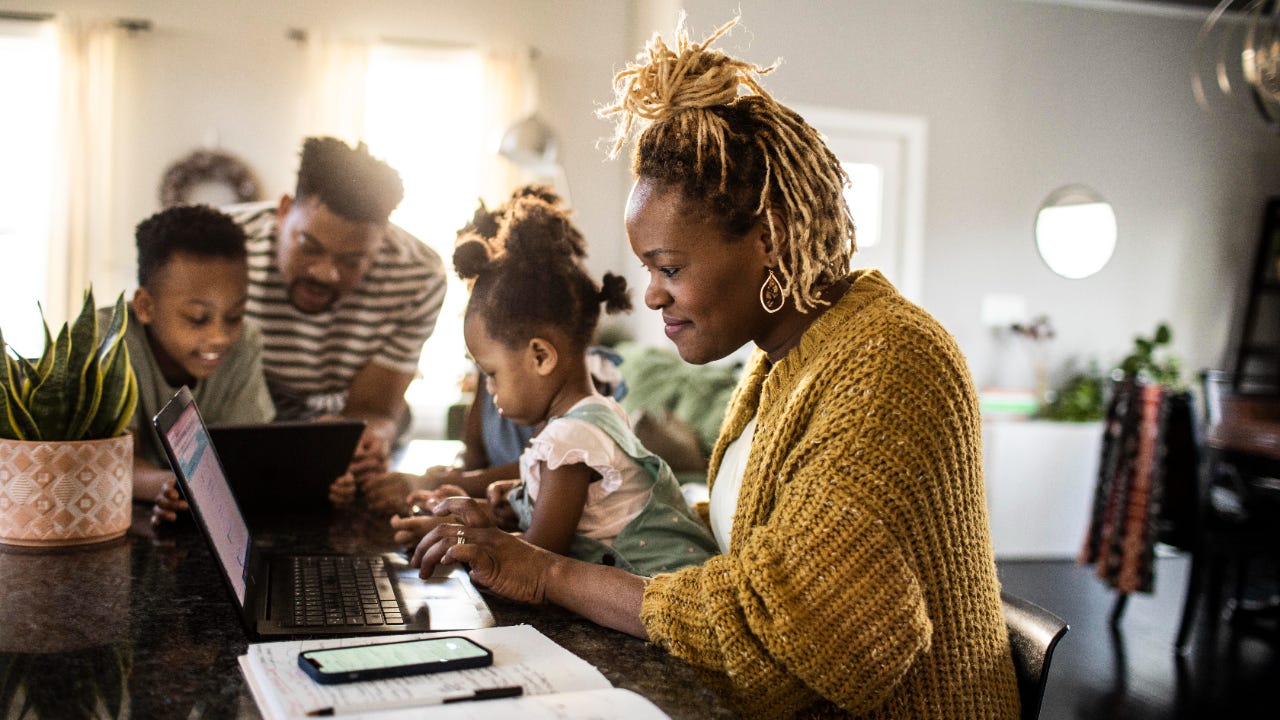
left=453, top=195, right=630, bottom=350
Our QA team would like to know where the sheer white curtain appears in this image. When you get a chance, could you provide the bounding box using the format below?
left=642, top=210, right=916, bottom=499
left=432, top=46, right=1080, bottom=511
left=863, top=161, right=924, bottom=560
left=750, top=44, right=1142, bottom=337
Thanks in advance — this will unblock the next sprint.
left=299, top=34, right=533, bottom=213
left=479, top=46, right=537, bottom=203
left=301, top=30, right=370, bottom=144
left=48, top=16, right=122, bottom=327
left=0, top=18, right=57, bottom=355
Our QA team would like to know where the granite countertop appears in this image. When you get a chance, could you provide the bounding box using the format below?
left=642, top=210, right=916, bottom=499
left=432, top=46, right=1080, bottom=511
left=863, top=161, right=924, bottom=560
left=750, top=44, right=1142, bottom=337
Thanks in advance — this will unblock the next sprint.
left=0, top=505, right=735, bottom=719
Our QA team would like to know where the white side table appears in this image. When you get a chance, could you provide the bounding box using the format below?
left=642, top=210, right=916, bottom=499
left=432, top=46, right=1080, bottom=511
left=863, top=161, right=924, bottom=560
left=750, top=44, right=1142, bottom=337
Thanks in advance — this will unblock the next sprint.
left=982, top=418, right=1103, bottom=559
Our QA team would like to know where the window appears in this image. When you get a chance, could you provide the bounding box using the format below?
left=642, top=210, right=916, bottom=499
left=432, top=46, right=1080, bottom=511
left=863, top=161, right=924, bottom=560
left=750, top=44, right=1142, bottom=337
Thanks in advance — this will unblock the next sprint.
left=794, top=106, right=927, bottom=303
left=0, top=19, right=58, bottom=357
left=842, top=161, right=883, bottom=248
left=363, top=44, right=487, bottom=438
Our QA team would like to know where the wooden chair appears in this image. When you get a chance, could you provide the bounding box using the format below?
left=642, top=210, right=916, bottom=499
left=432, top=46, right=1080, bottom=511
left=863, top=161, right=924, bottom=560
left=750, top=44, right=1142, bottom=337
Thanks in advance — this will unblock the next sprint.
left=1174, top=370, right=1280, bottom=653
left=1002, top=591, right=1069, bottom=720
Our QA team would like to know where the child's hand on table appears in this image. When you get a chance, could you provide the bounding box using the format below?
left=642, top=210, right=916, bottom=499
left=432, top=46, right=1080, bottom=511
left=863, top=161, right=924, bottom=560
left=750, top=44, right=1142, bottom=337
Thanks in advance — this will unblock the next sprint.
left=391, top=484, right=480, bottom=547
left=328, top=472, right=357, bottom=508
left=150, top=476, right=188, bottom=526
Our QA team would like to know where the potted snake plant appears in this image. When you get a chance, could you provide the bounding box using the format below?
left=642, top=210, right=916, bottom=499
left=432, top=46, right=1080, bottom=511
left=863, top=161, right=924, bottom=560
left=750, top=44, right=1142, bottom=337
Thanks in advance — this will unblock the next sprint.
left=0, top=289, right=138, bottom=546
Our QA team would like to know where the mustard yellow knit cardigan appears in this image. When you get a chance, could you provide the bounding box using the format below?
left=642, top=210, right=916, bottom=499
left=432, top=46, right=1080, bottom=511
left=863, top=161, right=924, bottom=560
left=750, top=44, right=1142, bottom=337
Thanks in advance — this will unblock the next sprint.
left=640, top=270, right=1021, bottom=719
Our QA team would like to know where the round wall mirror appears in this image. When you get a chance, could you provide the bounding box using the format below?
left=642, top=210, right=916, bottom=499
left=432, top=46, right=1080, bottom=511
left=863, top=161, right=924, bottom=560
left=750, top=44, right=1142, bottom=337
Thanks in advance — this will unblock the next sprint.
left=1034, top=185, right=1117, bottom=279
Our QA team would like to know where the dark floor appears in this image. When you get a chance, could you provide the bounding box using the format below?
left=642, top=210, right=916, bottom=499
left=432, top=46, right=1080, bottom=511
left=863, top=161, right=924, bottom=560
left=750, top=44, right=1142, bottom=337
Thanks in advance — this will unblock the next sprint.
left=997, top=554, right=1279, bottom=720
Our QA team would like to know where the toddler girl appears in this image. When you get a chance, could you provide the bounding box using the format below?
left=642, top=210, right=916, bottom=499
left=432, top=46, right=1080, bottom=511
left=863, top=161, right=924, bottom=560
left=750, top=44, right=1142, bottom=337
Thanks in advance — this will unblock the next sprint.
left=407, top=194, right=716, bottom=575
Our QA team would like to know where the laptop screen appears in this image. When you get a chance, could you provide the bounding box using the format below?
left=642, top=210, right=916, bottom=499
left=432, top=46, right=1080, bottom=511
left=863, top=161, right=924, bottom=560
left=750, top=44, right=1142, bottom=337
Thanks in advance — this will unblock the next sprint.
left=161, top=396, right=251, bottom=605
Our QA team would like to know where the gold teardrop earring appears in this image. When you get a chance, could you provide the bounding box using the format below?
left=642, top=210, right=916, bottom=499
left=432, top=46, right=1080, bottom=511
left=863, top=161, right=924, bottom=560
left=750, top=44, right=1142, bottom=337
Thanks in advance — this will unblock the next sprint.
left=759, top=268, right=785, bottom=314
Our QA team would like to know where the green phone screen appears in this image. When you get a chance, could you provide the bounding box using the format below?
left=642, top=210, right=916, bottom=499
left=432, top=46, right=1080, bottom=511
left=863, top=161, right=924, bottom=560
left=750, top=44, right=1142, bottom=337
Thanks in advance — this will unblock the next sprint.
left=307, top=637, right=489, bottom=673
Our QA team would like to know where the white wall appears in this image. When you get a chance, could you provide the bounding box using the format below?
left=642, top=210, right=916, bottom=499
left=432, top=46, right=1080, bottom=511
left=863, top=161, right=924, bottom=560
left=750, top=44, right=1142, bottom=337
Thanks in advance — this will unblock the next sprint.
left=9, top=0, right=1280, bottom=386
left=682, top=0, right=1280, bottom=387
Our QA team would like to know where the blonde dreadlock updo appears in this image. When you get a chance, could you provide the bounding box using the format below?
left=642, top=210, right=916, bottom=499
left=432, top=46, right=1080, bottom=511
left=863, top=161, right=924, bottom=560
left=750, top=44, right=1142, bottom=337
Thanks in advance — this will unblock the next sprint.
left=600, top=16, right=856, bottom=312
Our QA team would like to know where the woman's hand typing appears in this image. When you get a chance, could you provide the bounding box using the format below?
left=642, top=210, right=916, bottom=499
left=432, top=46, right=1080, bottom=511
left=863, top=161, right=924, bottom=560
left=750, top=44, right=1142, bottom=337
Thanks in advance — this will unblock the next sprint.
left=409, top=498, right=555, bottom=605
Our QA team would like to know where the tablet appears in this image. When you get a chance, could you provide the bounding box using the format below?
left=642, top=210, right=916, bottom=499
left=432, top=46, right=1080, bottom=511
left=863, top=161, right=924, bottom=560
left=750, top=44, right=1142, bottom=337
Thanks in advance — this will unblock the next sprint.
left=208, top=420, right=365, bottom=516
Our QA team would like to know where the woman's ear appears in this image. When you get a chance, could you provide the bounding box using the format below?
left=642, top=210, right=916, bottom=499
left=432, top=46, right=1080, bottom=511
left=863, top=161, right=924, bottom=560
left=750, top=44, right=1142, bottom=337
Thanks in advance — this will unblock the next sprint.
left=527, top=337, right=559, bottom=376
left=132, top=287, right=154, bottom=325
left=756, top=208, right=789, bottom=267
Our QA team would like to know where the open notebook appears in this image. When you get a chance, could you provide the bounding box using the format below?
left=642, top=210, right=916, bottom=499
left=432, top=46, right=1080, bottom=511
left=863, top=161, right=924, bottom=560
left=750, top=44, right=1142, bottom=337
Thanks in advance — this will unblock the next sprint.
left=240, top=624, right=670, bottom=719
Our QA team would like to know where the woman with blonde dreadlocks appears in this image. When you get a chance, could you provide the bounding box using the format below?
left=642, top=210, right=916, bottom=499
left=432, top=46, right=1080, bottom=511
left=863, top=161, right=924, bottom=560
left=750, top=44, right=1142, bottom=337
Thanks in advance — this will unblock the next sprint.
left=410, top=16, right=1020, bottom=719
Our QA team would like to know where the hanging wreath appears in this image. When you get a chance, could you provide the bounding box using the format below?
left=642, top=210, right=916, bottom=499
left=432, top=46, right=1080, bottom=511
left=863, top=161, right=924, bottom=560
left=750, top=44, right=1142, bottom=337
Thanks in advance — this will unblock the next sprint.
left=159, top=149, right=263, bottom=207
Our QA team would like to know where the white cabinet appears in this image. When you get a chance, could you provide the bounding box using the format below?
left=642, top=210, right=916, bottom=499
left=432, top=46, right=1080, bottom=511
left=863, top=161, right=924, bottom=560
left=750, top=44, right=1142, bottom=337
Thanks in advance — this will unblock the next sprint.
left=982, top=419, right=1103, bottom=559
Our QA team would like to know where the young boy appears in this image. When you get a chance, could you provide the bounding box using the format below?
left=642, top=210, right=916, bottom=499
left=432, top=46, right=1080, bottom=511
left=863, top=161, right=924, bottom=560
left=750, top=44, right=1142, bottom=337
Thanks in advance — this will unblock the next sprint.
left=104, top=204, right=275, bottom=524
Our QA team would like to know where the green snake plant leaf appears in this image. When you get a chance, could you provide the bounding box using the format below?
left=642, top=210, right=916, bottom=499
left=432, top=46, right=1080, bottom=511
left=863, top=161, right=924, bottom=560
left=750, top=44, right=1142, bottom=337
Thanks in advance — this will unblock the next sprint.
left=91, top=319, right=136, bottom=439
left=3, top=348, right=24, bottom=396
left=0, top=371, right=39, bottom=440
left=8, top=319, right=51, bottom=408
left=28, top=304, right=55, bottom=404
left=104, top=353, right=138, bottom=438
left=69, top=348, right=103, bottom=440
left=67, top=289, right=102, bottom=440
left=0, top=325, right=37, bottom=439
left=15, top=353, right=39, bottom=410
left=97, top=293, right=128, bottom=366
left=0, top=324, right=24, bottom=397
left=27, top=322, right=73, bottom=440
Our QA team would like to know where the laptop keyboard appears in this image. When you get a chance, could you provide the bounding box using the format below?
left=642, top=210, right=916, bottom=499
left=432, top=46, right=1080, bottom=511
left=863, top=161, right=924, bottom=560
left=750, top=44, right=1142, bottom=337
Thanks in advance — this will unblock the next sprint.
left=284, top=556, right=406, bottom=628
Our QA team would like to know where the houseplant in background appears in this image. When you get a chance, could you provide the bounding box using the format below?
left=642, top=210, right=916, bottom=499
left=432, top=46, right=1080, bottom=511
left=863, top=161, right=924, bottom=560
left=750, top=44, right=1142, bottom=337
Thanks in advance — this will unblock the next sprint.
left=1040, top=359, right=1107, bottom=422
left=0, top=290, right=137, bottom=546
left=1039, top=322, right=1184, bottom=423
left=1115, top=321, right=1183, bottom=389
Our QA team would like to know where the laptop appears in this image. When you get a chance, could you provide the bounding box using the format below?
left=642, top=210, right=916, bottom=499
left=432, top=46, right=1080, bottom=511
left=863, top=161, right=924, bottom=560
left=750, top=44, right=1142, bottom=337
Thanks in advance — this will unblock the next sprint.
left=209, top=419, right=363, bottom=516
left=153, top=386, right=435, bottom=640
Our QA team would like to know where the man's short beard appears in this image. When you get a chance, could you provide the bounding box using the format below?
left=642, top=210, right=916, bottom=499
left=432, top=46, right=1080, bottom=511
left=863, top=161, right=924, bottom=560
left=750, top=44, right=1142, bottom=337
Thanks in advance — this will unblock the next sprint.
left=287, top=279, right=339, bottom=314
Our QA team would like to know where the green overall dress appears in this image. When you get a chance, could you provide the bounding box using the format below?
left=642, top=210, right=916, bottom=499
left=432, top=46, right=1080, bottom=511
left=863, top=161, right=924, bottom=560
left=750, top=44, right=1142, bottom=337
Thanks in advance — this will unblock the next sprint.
left=507, top=402, right=719, bottom=576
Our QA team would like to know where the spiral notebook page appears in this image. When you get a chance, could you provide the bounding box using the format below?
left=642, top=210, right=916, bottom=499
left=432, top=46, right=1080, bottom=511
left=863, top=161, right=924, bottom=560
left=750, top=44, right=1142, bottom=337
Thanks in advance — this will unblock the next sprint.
left=239, top=624, right=668, bottom=719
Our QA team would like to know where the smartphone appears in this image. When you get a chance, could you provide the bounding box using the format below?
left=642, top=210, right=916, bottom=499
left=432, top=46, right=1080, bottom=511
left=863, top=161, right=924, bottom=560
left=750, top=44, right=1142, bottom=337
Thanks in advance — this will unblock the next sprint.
left=297, top=636, right=493, bottom=684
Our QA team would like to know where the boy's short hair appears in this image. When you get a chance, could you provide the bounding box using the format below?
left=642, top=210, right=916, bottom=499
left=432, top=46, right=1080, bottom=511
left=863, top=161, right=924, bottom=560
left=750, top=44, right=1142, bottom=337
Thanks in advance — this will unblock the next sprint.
left=135, top=204, right=249, bottom=289
left=294, top=136, right=404, bottom=224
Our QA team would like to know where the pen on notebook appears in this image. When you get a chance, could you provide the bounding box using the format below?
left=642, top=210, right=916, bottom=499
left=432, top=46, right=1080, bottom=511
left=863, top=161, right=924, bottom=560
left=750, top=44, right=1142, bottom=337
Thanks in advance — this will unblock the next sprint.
left=305, top=685, right=523, bottom=716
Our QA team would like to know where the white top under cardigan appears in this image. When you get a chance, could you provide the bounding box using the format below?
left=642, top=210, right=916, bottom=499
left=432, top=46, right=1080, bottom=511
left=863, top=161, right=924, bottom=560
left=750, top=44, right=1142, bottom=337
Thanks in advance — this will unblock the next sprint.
left=708, top=416, right=756, bottom=554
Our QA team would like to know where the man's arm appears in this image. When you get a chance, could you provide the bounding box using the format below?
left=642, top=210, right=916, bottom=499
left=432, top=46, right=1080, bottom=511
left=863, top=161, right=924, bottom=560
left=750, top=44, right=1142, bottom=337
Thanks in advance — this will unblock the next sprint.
left=343, top=361, right=415, bottom=481
left=343, top=224, right=445, bottom=483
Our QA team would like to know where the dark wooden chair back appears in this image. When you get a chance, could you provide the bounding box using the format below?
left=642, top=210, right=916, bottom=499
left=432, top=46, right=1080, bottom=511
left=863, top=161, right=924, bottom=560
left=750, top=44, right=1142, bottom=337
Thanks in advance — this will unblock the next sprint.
left=1002, top=591, right=1069, bottom=720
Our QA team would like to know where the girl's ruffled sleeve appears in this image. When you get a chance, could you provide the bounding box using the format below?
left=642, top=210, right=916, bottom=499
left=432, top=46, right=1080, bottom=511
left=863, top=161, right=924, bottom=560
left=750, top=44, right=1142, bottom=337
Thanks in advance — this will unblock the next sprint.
left=526, top=417, right=627, bottom=493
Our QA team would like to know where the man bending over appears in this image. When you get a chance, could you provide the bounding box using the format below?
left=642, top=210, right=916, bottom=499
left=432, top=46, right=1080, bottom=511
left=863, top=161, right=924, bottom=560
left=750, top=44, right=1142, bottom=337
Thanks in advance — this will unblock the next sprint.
left=229, top=136, right=446, bottom=491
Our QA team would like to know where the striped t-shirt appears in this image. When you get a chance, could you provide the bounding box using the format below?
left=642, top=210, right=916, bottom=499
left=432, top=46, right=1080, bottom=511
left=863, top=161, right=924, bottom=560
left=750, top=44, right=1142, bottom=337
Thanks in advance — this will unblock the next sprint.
left=229, top=202, right=447, bottom=421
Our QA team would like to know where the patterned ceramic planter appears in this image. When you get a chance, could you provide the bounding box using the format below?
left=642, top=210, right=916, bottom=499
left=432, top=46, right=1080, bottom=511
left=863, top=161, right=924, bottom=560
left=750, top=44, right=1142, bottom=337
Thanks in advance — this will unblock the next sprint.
left=0, top=434, right=132, bottom=546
